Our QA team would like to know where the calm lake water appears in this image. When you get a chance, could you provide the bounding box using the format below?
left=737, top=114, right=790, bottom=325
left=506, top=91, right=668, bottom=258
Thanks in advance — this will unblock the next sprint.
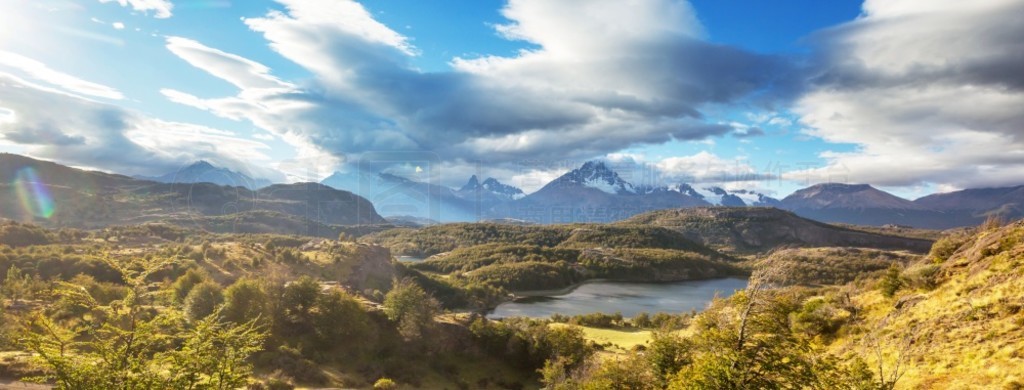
left=488, top=277, right=748, bottom=319
left=396, top=256, right=425, bottom=262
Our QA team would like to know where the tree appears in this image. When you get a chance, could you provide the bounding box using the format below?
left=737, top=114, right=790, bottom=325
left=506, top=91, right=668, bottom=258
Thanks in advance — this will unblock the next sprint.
left=647, top=330, right=690, bottom=384
left=669, top=267, right=823, bottom=389
left=274, top=277, right=320, bottom=334
left=173, top=268, right=206, bottom=303
left=383, top=278, right=439, bottom=340
left=184, top=281, right=224, bottom=322
left=20, top=257, right=267, bottom=389
left=312, top=290, right=375, bottom=356
left=2, top=266, right=31, bottom=303
left=580, top=352, right=659, bottom=390
left=164, top=311, right=266, bottom=390
left=222, top=279, right=271, bottom=326
left=879, top=264, right=904, bottom=298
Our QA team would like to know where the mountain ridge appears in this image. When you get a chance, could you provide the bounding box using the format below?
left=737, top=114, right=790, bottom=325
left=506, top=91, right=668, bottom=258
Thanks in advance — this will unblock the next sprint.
left=136, top=160, right=273, bottom=190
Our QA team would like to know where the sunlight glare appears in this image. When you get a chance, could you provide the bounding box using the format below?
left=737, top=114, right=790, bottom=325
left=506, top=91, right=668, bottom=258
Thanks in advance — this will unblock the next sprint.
left=13, top=167, right=55, bottom=219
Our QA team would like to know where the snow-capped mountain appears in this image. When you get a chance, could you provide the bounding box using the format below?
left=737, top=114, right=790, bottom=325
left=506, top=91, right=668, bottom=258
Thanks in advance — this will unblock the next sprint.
left=456, top=175, right=525, bottom=201
left=492, top=161, right=707, bottom=223
left=554, top=161, right=636, bottom=194
left=137, top=161, right=272, bottom=190
left=643, top=184, right=779, bottom=207
left=677, top=185, right=780, bottom=207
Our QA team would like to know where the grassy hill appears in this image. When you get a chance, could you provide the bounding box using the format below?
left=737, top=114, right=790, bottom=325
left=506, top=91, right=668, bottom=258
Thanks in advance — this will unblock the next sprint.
left=821, top=220, right=1024, bottom=388
left=619, top=207, right=934, bottom=253
left=758, top=247, right=922, bottom=286
left=0, top=154, right=387, bottom=231
left=364, top=223, right=742, bottom=294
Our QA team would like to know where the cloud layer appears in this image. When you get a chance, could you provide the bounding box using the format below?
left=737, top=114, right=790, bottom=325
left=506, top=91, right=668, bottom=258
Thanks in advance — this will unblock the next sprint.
left=791, top=0, right=1024, bottom=189
left=164, top=0, right=793, bottom=177
left=0, top=70, right=274, bottom=178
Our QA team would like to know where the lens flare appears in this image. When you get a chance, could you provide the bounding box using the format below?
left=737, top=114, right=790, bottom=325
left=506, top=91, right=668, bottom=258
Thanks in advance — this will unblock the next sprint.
left=13, top=167, right=55, bottom=219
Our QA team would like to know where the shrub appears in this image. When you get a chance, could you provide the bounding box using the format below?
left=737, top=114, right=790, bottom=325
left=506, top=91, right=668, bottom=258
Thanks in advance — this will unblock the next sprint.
left=184, top=281, right=224, bottom=322
left=373, top=378, right=398, bottom=390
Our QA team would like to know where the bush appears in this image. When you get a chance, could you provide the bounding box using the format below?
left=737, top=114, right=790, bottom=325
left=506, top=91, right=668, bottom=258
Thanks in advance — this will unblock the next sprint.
left=790, top=297, right=850, bottom=338
left=184, top=281, right=224, bottom=321
left=929, top=233, right=970, bottom=263
left=878, top=265, right=905, bottom=298
left=172, top=269, right=206, bottom=303
left=373, top=378, right=398, bottom=390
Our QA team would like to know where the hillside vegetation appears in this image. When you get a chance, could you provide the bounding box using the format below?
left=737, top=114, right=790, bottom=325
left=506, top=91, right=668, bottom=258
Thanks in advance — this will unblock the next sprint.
left=0, top=224, right=549, bottom=389
left=620, top=207, right=934, bottom=253
left=0, top=154, right=387, bottom=230
left=525, top=220, right=1024, bottom=389
left=367, top=224, right=741, bottom=296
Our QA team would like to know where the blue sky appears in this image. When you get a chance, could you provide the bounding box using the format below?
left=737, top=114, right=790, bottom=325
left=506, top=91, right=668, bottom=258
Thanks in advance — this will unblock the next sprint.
left=1, top=0, right=1022, bottom=199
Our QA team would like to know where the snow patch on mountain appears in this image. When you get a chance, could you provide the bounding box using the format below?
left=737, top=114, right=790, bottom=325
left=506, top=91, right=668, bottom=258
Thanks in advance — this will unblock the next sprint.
left=561, top=161, right=635, bottom=194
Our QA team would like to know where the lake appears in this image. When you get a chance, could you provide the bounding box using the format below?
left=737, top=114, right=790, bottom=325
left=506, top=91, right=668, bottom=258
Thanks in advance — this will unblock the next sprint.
left=487, top=277, right=748, bottom=319
left=396, top=256, right=425, bottom=262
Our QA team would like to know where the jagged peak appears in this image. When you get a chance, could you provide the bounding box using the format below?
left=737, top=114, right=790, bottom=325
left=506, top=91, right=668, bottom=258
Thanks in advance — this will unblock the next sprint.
left=460, top=175, right=481, bottom=192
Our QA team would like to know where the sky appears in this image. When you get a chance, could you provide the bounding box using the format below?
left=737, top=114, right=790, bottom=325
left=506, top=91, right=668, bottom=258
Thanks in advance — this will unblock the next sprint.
left=0, top=0, right=1022, bottom=200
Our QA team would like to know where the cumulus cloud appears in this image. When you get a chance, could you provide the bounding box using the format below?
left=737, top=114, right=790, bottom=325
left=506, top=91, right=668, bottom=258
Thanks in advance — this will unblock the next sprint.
left=163, top=0, right=793, bottom=176
left=654, top=151, right=769, bottom=185
left=98, top=0, right=173, bottom=19
left=791, top=0, right=1024, bottom=189
left=0, top=73, right=276, bottom=178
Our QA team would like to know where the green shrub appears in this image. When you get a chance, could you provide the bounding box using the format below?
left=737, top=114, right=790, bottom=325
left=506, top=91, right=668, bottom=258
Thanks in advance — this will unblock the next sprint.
left=373, top=378, right=398, bottom=390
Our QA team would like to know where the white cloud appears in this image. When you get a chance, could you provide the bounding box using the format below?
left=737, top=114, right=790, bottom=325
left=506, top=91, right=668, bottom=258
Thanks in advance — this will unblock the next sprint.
left=0, top=107, right=15, bottom=124
left=98, top=0, right=173, bottom=19
left=112, top=22, right=125, bottom=30
left=792, top=0, right=1024, bottom=189
left=655, top=151, right=764, bottom=184
left=0, top=73, right=276, bottom=178
left=162, top=0, right=788, bottom=176
left=0, top=51, right=123, bottom=100
left=165, top=37, right=293, bottom=89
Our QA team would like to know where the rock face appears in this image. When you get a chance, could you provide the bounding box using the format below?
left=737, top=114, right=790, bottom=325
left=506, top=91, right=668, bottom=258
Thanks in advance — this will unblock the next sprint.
left=620, top=207, right=935, bottom=253
left=344, top=244, right=395, bottom=293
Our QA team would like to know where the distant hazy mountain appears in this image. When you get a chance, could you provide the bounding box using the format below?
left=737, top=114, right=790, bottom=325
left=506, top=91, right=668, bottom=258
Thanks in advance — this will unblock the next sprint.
left=777, top=183, right=961, bottom=228
left=781, top=183, right=922, bottom=210
left=321, top=170, right=480, bottom=222
left=455, top=175, right=525, bottom=202
left=0, top=154, right=384, bottom=230
left=137, top=161, right=272, bottom=190
left=914, top=185, right=1024, bottom=222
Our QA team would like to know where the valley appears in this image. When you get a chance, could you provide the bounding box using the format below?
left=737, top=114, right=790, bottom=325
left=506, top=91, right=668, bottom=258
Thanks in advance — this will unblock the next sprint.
left=0, top=154, right=1021, bottom=389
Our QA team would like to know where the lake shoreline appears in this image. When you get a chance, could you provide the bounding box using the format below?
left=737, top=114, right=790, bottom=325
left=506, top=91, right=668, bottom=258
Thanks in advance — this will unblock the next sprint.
left=487, top=277, right=749, bottom=319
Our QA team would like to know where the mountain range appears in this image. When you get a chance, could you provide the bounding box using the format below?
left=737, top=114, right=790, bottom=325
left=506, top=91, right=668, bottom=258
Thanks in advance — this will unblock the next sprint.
left=3, top=153, right=1021, bottom=229
left=135, top=161, right=272, bottom=190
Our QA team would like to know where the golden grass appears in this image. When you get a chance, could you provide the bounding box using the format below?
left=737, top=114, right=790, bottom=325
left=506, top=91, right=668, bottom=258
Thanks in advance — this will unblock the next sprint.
left=825, top=223, right=1024, bottom=389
